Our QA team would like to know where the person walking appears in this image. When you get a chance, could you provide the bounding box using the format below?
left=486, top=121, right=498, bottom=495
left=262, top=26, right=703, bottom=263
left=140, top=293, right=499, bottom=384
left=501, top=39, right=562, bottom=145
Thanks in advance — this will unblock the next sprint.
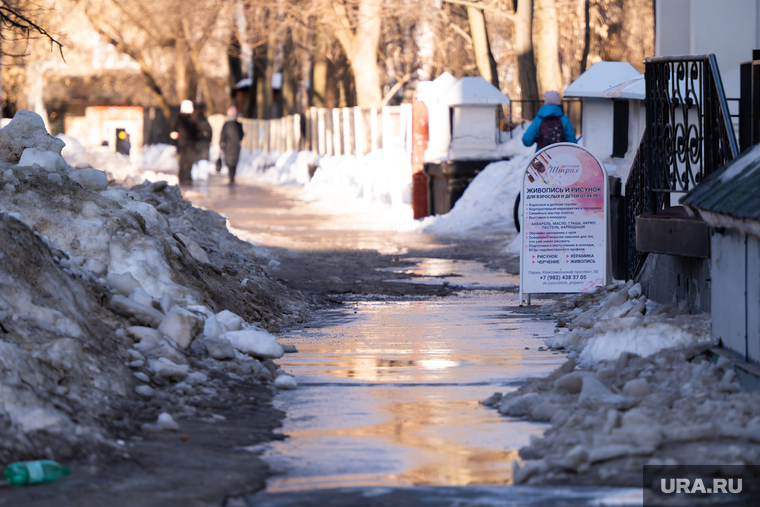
left=521, top=90, right=577, bottom=151
left=170, top=100, right=200, bottom=185
left=220, top=106, right=245, bottom=185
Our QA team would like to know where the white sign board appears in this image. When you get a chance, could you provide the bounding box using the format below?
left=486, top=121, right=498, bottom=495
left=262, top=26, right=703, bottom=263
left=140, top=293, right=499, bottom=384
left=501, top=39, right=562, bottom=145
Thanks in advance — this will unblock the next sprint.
left=519, top=143, right=609, bottom=303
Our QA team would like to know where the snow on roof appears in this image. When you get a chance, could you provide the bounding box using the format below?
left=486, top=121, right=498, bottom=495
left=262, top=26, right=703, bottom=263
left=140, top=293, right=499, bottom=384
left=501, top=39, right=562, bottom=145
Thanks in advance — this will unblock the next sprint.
left=602, top=77, right=645, bottom=100
left=437, top=76, right=510, bottom=106
left=417, top=72, right=459, bottom=104
left=564, top=62, right=643, bottom=99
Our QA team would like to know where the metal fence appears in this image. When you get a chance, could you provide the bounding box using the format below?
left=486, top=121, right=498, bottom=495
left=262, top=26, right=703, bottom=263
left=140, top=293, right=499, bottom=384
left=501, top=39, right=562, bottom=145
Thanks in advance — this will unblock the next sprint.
left=623, top=54, right=739, bottom=279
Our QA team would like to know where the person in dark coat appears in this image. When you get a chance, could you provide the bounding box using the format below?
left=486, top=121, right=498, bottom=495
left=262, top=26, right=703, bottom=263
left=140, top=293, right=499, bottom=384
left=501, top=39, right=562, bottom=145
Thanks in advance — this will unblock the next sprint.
left=220, top=106, right=245, bottom=185
left=170, top=100, right=199, bottom=184
left=194, top=104, right=212, bottom=176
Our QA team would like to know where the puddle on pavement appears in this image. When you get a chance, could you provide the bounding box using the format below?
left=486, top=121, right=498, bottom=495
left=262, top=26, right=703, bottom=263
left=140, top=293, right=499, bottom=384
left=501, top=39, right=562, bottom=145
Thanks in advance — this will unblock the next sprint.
left=379, top=257, right=519, bottom=289
left=256, top=258, right=565, bottom=493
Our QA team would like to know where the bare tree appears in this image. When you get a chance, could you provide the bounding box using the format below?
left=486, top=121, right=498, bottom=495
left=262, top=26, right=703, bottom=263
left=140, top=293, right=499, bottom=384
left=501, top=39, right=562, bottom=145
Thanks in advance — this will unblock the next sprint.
left=77, top=0, right=230, bottom=117
left=317, top=0, right=382, bottom=107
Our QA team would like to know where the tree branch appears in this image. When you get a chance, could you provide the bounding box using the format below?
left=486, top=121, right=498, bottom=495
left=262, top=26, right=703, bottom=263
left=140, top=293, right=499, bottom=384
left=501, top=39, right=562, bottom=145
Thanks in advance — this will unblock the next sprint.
left=440, top=0, right=515, bottom=20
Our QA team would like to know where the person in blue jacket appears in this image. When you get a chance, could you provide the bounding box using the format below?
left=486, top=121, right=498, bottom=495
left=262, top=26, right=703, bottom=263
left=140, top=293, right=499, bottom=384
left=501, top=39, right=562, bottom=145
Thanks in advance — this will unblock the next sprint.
left=521, top=90, right=577, bottom=150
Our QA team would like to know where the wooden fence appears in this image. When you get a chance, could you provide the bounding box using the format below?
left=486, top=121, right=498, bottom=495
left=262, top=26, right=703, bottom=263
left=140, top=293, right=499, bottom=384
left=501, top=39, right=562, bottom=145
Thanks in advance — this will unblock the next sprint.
left=210, top=105, right=413, bottom=157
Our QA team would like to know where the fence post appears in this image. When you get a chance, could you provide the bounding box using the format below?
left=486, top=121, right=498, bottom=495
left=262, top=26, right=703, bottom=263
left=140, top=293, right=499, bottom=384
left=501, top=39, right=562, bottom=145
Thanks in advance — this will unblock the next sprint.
left=332, top=108, right=342, bottom=155
left=354, top=107, right=364, bottom=156
left=324, top=109, right=332, bottom=156
left=341, top=108, right=352, bottom=155
left=382, top=107, right=392, bottom=152
left=318, top=108, right=327, bottom=155
left=294, top=114, right=301, bottom=152
left=371, top=107, right=379, bottom=152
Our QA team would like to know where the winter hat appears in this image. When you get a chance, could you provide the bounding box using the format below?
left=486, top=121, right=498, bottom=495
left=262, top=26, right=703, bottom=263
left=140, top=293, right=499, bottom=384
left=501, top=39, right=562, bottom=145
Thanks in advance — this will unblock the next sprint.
left=544, top=90, right=561, bottom=106
left=180, top=100, right=194, bottom=114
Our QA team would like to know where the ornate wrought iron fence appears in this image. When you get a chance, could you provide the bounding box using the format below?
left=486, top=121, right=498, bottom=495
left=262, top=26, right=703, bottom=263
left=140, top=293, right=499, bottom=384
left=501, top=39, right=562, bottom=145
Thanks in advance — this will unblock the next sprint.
left=624, top=54, right=739, bottom=279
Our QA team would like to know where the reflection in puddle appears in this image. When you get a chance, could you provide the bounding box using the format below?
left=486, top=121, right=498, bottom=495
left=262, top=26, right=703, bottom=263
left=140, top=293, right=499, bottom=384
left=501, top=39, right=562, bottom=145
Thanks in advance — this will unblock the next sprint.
left=379, top=258, right=519, bottom=289
left=260, top=280, right=564, bottom=493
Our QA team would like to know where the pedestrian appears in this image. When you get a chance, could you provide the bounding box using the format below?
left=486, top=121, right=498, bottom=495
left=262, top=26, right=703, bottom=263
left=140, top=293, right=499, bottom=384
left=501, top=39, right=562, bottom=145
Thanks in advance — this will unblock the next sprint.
left=220, top=106, right=245, bottom=185
left=170, top=100, right=200, bottom=185
left=521, top=90, right=577, bottom=151
left=194, top=103, right=212, bottom=179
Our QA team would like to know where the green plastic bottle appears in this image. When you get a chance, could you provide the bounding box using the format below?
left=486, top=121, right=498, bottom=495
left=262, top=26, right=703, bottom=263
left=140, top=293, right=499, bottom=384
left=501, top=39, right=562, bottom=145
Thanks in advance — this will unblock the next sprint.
left=3, top=460, right=70, bottom=486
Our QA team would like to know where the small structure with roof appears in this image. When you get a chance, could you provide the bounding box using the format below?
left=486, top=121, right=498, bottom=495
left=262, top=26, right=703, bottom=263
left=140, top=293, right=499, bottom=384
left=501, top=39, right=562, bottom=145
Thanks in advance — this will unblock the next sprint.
left=564, top=62, right=645, bottom=181
left=681, top=143, right=760, bottom=363
left=436, top=76, right=510, bottom=160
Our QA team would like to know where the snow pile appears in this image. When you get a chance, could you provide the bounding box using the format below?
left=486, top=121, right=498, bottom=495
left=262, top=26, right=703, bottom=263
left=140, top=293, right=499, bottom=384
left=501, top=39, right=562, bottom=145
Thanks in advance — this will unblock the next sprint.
left=0, top=111, right=306, bottom=464
left=58, top=135, right=181, bottom=187
left=418, top=135, right=534, bottom=238
left=235, top=149, right=316, bottom=186
left=484, top=345, right=760, bottom=487
left=541, top=281, right=711, bottom=365
left=481, top=283, right=754, bottom=487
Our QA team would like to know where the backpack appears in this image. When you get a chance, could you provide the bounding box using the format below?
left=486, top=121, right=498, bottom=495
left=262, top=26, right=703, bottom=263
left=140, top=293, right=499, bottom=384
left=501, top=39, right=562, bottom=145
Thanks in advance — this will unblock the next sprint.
left=537, top=116, right=564, bottom=148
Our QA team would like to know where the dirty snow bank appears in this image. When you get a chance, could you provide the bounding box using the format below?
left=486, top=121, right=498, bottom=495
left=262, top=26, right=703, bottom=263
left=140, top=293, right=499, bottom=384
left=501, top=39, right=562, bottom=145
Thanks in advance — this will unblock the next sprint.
left=483, top=283, right=760, bottom=487
left=0, top=111, right=308, bottom=465
left=418, top=135, right=534, bottom=238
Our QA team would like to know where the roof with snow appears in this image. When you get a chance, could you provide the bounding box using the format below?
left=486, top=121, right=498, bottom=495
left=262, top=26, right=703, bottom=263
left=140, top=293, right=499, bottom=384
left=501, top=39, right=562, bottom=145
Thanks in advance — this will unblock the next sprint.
left=681, top=142, right=760, bottom=221
left=437, top=76, right=510, bottom=106
left=417, top=72, right=459, bottom=104
left=564, top=62, right=643, bottom=99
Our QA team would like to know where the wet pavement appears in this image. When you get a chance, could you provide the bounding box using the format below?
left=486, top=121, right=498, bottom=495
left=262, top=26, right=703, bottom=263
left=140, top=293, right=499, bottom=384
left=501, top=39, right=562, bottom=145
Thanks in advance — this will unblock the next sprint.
left=186, top=176, right=640, bottom=506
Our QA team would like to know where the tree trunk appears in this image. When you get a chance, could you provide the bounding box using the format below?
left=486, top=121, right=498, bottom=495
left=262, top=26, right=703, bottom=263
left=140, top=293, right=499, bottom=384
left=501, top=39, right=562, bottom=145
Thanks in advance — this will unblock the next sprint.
left=580, top=0, right=590, bottom=73
left=534, top=0, right=563, bottom=96
left=514, top=0, right=539, bottom=113
left=467, top=3, right=499, bottom=87
left=320, top=0, right=382, bottom=108
left=312, top=20, right=328, bottom=107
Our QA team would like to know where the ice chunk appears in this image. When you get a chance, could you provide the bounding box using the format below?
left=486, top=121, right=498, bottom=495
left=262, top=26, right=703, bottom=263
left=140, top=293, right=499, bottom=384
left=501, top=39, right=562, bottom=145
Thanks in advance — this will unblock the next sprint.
left=623, top=378, right=651, bottom=397
left=216, top=310, right=244, bottom=332
left=185, top=371, right=207, bottom=386
left=110, top=295, right=164, bottom=328
left=221, top=329, right=284, bottom=359
left=69, top=168, right=109, bottom=190
left=157, top=412, right=179, bottom=431
left=47, top=173, right=63, bottom=185
left=148, top=357, right=189, bottom=379
left=129, top=287, right=159, bottom=310
left=0, top=110, right=65, bottom=163
left=18, top=147, right=68, bottom=173
left=203, top=315, right=224, bottom=339
left=628, top=283, right=642, bottom=300
left=204, top=336, right=236, bottom=360
left=157, top=306, right=204, bottom=350
left=554, top=371, right=586, bottom=394
left=135, top=385, right=154, bottom=397
left=176, top=233, right=210, bottom=264
left=85, top=258, right=108, bottom=277
left=133, top=372, right=150, bottom=383
left=108, top=272, right=143, bottom=297
left=159, top=293, right=175, bottom=314
left=274, top=374, right=297, bottom=390
left=125, top=326, right=162, bottom=343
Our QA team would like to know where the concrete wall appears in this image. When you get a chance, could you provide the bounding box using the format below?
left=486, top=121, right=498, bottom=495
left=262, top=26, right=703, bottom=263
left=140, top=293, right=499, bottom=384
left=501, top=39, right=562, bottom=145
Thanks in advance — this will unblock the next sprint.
left=580, top=99, right=613, bottom=157
left=449, top=107, right=496, bottom=159
left=638, top=252, right=711, bottom=314
left=656, top=0, right=760, bottom=99
left=711, top=229, right=760, bottom=362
